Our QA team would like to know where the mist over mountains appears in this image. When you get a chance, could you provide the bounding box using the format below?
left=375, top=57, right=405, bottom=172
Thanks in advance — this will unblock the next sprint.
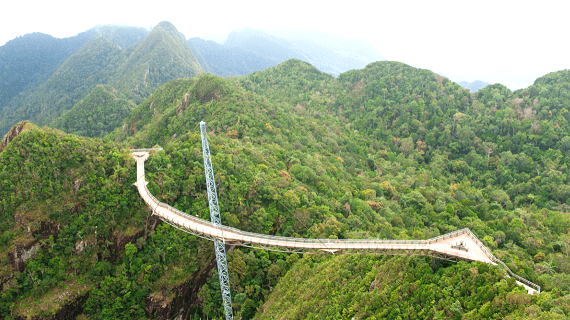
left=0, top=29, right=98, bottom=109
left=0, top=22, right=203, bottom=136
left=189, top=28, right=384, bottom=77
left=224, top=28, right=384, bottom=76
left=0, top=22, right=384, bottom=136
left=457, top=80, right=490, bottom=92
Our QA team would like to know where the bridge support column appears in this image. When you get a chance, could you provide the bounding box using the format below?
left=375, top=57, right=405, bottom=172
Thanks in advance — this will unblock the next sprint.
left=132, top=152, right=150, bottom=187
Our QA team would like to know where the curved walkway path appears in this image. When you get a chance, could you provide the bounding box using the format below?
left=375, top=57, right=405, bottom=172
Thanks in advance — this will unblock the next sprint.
left=131, top=149, right=540, bottom=294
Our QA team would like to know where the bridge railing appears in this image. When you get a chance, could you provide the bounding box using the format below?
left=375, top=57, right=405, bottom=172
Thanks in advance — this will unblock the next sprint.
left=463, top=229, right=498, bottom=260
left=131, top=148, right=163, bottom=153
left=427, top=228, right=470, bottom=244
left=460, top=228, right=541, bottom=293
left=495, top=259, right=540, bottom=293
left=142, top=184, right=435, bottom=246
left=141, top=181, right=542, bottom=293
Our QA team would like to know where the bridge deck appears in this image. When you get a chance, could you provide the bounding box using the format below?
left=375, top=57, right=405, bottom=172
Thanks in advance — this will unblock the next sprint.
left=131, top=150, right=540, bottom=294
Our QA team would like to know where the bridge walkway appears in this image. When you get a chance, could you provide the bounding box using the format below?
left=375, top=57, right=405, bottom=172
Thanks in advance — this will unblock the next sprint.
left=131, top=150, right=539, bottom=294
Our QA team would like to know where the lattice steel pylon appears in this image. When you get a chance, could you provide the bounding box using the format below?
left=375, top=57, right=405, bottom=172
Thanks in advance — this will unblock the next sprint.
left=200, top=121, right=233, bottom=320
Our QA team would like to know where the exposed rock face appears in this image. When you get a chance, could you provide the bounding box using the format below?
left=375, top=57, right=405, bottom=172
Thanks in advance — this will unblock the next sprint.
left=0, top=120, right=29, bottom=153
left=145, top=245, right=235, bottom=319
left=177, top=92, right=192, bottom=115
left=107, top=215, right=160, bottom=263
left=8, top=221, right=60, bottom=272
left=369, top=278, right=380, bottom=292
left=13, top=293, right=90, bottom=320
left=75, top=240, right=86, bottom=254
left=8, top=212, right=163, bottom=318
left=10, top=244, right=41, bottom=272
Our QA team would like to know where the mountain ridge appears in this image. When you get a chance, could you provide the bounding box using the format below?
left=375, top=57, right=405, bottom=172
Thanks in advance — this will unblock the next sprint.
left=0, top=29, right=99, bottom=126
left=0, top=22, right=203, bottom=136
left=2, top=20, right=570, bottom=318
left=1, top=22, right=386, bottom=136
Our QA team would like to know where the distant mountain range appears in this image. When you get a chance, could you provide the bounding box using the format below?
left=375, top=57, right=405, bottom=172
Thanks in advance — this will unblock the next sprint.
left=0, top=29, right=98, bottom=111
left=457, top=80, right=490, bottom=92
left=0, top=22, right=384, bottom=136
left=190, top=28, right=384, bottom=77
left=0, top=22, right=202, bottom=136
left=188, top=37, right=275, bottom=77
left=264, top=29, right=385, bottom=76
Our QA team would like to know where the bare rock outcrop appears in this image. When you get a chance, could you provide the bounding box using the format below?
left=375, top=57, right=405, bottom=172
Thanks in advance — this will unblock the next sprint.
left=177, top=92, right=192, bottom=115
left=145, top=246, right=235, bottom=319
left=0, top=120, right=29, bottom=153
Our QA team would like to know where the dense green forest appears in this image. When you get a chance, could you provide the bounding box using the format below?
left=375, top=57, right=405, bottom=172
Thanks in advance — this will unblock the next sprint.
left=0, top=30, right=98, bottom=105
left=1, top=60, right=570, bottom=319
left=52, top=85, right=135, bottom=138
left=0, top=25, right=150, bottom=136
left=0, top=30, right=98, bottom=131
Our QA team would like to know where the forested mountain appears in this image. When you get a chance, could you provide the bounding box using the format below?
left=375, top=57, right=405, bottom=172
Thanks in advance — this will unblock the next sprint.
left=1, top=22, right=384, bottom=137
left=0, top=22, right=202, bottom=136
left=188, top=37, right=276, bottom=77
left=189, top=28, right=384, bottom=77
left=0, top=25, right=150, bottom=136
left=0, top=30, right=98, bottom=129
left=3, top=36, right=124, bottom=132
left=2, top=59, right=570, bottom=319
left=106, top=21, right=203, bottom=104
left=52, top=85, right=135, bottom=137
left=237, top=62, right=570, bottom=318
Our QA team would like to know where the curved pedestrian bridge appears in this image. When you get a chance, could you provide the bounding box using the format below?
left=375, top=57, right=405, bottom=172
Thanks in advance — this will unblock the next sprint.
left=132, top=149, right=540, bottom=294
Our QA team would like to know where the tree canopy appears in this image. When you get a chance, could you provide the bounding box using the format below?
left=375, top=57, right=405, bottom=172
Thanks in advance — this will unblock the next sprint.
left=1, top=61, right=570, bottom=319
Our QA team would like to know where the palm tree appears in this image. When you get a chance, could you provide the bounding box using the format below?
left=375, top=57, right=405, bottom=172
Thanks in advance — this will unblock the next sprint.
left=538, top=260, right=557, bottom=275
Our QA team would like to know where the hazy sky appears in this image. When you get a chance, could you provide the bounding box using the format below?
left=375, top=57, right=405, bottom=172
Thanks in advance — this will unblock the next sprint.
left=2, top=0, right=568, bottom=89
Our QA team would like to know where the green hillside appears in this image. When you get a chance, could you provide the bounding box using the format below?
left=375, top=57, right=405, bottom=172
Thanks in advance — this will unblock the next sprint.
left=0, top=122, right=218, bottom=319
left=110, top=62, right=570, bottom=318
left=0, top=22, right=203, bottom=137
left=108, top=21, right=203, bottom=105
left=0, top=30, right=98, bottom=114
left=1, top=61, right=569, bottom=319
left=52, top=85, right=135, bottom=137
left=256, top=255, right=568, bottom=319
left=8, top=37, right=124, bottom=128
